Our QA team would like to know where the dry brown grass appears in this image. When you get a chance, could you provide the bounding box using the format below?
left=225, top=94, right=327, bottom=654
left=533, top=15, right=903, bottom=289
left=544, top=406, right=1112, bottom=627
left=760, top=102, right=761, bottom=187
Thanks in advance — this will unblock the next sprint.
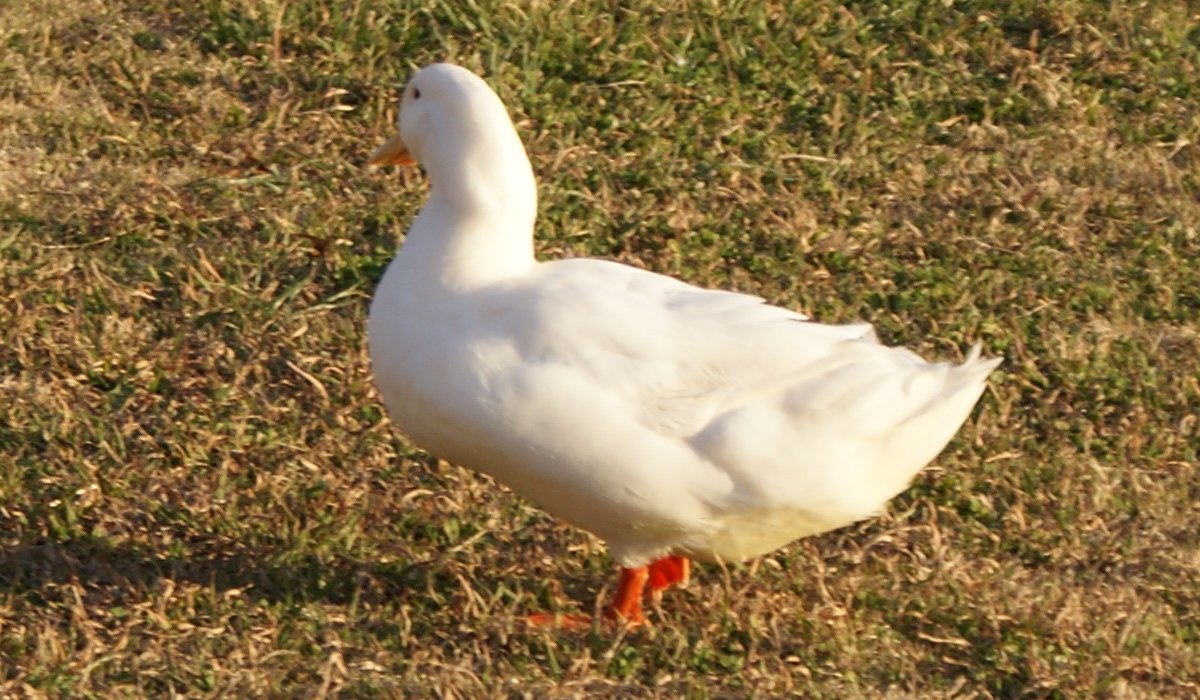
left=2, top=0, right=1198, bottom=697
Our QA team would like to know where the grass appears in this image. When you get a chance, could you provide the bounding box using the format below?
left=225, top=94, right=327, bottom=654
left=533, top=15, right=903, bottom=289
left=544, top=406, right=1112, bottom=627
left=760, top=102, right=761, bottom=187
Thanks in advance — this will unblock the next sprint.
left=2, top=0, right=1198, bottom=696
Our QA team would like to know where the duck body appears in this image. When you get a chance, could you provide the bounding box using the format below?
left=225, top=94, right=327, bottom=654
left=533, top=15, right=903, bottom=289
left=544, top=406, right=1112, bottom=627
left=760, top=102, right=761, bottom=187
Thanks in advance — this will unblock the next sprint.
left=367, top=63, right=999, bottom=622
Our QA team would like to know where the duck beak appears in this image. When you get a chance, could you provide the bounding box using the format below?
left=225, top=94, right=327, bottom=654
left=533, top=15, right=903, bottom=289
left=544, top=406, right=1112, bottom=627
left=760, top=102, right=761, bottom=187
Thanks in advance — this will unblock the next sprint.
left=368, top=133, right=415, bottom=167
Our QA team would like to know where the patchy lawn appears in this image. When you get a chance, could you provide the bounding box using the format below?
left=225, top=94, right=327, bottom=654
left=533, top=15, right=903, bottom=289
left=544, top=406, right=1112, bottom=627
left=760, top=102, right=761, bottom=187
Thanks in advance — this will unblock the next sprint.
left=2, top=0, right=1197, bottom=696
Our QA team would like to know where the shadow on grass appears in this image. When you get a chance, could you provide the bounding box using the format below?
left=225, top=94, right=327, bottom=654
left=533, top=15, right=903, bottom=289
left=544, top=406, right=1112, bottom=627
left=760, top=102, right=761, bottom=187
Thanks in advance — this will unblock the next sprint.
left=0, top=535, right=450, bottom=609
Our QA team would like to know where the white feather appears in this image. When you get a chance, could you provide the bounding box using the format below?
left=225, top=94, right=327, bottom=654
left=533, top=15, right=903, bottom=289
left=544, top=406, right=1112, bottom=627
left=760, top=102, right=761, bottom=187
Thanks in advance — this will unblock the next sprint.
left=368, top=64, right=1001, bottom=567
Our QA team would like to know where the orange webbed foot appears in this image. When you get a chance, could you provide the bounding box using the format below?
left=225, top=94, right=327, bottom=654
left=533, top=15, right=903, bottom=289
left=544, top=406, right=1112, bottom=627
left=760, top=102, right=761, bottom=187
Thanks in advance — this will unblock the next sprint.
left=525, top=556, right=692, bottom=631
left=525, top=611, right=593, bottom=630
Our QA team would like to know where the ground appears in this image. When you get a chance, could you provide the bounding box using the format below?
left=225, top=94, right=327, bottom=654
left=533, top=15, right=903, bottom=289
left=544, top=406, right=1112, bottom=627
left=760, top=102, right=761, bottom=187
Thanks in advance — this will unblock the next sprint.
left=1, top=0, right=1198, bottom=697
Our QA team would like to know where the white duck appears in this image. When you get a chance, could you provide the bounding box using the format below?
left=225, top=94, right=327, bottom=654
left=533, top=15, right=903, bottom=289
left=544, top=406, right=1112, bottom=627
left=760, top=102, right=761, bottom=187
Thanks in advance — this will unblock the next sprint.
left=367, top=63, right=1000, bottom=626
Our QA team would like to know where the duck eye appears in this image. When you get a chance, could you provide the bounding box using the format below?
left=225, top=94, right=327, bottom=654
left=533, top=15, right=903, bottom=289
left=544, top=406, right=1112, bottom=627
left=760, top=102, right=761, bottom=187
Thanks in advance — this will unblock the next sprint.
left=412, top=87, right=421, bottom=99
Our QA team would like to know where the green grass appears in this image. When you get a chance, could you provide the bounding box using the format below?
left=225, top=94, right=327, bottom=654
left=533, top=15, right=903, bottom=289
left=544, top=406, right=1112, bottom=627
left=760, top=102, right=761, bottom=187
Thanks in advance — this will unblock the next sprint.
left=2, top=0, right=1198, bottom=696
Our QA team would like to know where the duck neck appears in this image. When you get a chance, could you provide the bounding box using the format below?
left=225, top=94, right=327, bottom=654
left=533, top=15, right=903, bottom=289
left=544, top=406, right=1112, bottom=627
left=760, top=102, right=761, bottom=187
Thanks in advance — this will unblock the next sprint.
left=402, top=152, right=538, bottom=288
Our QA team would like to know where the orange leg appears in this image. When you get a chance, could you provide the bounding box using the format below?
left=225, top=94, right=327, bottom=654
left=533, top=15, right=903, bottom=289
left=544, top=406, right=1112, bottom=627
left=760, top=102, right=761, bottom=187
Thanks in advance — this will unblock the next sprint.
left=525, top=555, right=692, bottom=630
left=606, top=565, right=650, bottom=625
left=526, top=567, right=648, bottom=629
left=647, top=555, right=690, bottom=596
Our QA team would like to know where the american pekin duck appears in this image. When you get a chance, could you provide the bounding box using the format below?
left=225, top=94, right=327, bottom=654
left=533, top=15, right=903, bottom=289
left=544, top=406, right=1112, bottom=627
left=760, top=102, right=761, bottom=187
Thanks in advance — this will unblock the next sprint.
left=366, top=63, right=1001, bottom=627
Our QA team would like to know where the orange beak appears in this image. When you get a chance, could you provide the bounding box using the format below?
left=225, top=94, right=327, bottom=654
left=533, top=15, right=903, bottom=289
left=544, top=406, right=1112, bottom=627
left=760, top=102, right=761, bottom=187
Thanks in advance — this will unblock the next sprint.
left=368, top=133, right=415, bottom=167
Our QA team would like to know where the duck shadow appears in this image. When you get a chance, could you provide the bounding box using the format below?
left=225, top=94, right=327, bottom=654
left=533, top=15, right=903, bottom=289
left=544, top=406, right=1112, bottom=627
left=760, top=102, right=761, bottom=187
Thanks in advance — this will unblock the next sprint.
left=0, top=535, right=442, bottom=609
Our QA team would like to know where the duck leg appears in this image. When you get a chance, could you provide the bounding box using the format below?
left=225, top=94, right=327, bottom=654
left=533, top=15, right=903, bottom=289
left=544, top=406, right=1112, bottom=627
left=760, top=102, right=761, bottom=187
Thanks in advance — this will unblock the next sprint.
left=606, top=565, right=650, bottom=625
left=526, top=555, right=690, bottom=629
left=646, top=555, right=690, bottom=597
left=525, top=567, right=647, bottom=629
